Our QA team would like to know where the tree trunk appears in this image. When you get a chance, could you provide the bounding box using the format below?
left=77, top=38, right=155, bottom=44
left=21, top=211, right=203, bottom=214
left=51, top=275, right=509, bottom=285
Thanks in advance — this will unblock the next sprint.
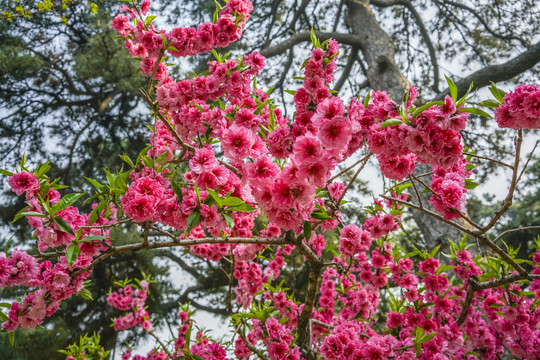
left=345, top=0, right=463, bottom=250
left=344, top=0, right=411, bottom=100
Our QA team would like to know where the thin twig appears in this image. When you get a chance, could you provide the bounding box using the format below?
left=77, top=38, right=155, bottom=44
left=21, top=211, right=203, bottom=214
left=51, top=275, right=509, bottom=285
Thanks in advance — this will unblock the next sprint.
left=493, top=225, right=540, bottom=244
left=138, top=88, right=240, bottom=176
left=238, top=320, right=269, bottom=360
left=463, top=152, right=513, bottom=169
left=477, top=129, right=523, bottom=235
left=337, top=153, right=372, bottom=205
left=328, top=152, right=372, bottom=184
left=380, top=195, right=527, bottom=276
left=148, top=331, right=173, bottom=359
left=408, top=174, right=423, bottom=208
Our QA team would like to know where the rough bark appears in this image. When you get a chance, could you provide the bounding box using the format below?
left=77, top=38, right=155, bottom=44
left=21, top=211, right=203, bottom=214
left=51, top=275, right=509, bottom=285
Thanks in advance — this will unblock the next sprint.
left=344, top=0, right=411, bottom=100
left=345, top=0, right=463, bottom=248
left=435, top=41, right=540, bottom=100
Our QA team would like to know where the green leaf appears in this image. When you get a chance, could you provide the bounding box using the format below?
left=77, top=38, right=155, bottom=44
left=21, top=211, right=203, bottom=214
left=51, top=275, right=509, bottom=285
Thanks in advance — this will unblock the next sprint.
left=171, top=179, right=184, bottom=202
left=79, top=235, right=109, bottom=242
left=119, top=153, right=135, bottom=168
left=52, top=193, right=83, bottom=215
left=54, top=217, right=74, bottom=235
left=0, top=311, right=8, bottom=322
left=223, top=214, right=235, bottom=230
left=436, top=264, right=456, bottom=275
left=445, top=75, right=457, bottom=102
left=378, top=118, right=402, bottom=129
left=9, top=331, right=14, bottom=347
left=311, top=211, right=334, bottom=220
left=222, top=196, right=245, bottom=207
left=457, top=107, right=492, bottom=118
left=411, top=101, right=443, bottom=120
left=186, top=211, right=201, bottom=234
left=489, top=82, right=506, bottom=103
left=0, top=169, right=14, bottom=177
left=303, top=221, right=312, bottom=242
left=478, top=99, right=501, bottom=108
left=35, top=161, right=51, bottom=178
left=65, top=244, right=80, bottom=268
left=77, top=287, right=94, bottom=301
left=19, top=153, right=27, bottom=169
left=456, top=82, right=475, bottom=107
left=310, top=27, right=319, bottom=48
left=422, top=331, right=438, bottom=343
left=228, top=203, right=255, bottom=212
left=363, top=91, right=371, bottom=108
left=206, top=188, right=222, bottom=207
left=144, top=15, right=156, bottom=25
left=284, top=89, right=297, bottom=96
left=85, top=177, right=103, bottom=191
left=464, top=179, right=479, bottom=190
left=0, top=303, right=11, bottom=308
left=12, top=210, right=47, bottom=223
left=430, top=244, right=441, bottom=258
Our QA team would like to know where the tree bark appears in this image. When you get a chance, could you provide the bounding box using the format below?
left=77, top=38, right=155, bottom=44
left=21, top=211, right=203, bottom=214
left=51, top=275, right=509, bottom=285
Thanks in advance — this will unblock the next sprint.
left=344, top=0, right=411, bottom=100
left=345, top=0, right=463, bottom=248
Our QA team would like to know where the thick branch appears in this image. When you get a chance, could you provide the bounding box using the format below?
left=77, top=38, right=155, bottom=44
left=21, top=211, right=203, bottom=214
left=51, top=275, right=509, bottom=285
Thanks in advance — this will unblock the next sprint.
left=260, top=32, right=364, bottom=58
left=345, top=0, right=411, bottom=99
left=435, top=41, right=540, bottom=100
left=371, top=0, right=439, bottom=92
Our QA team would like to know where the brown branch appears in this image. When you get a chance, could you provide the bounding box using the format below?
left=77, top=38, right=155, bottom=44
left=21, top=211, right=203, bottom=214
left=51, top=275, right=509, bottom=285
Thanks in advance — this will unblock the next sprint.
left=457, top=272, right=540, bottom=325
left=476, top=130, right=522, bottom=235
left=260, top=31, right=364, bottom=58
left=371, top=0, right=440, bottom=92
left=238, top=320, right=269, bottom=360
left=434, top=0, right=529, bottom=47
left=138, top=88, right=240, bottom=176
left=493, top=225, right=540, bottom=244
left=334, top=47, right=359, bottom=93
left=148, top=331, right=173, bottom=359
left=380, top=195, right=527, bottom=276
left=435, top=41, right=540, bottom=100
left=328, top=152, right=372, bottom=183
left=337, top=153, right=372, bottom=205
left=68, top=236, right=288, bottom=277
left=463, top=152, right=513, bottom=169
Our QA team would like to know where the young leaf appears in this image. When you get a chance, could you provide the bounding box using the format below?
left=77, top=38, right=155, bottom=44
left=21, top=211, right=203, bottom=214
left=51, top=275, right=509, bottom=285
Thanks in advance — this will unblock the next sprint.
left=65, top=243, right=80, bottom=268
left=52, top=193, right=84, bottom=215
left=222, top=196, right=245, bottom=207
left=363, top=91, right=371, bottom=108
left=9, top=331, right=14, bottom=347
left=186, top=211, right=201, bottom=234
left=445, top=75, right=457, bottom=102
left=457, top=107, right=492, bottom=118
left=12, top=210, right=47, bottom=223
left=77, top=287, right=94, bottom=301
left=378, top=118, right=402, bottom=129
left=464, top=179, right=479, bottom=190
left=303, top=221, right=312, bottom=242
left=54, top=217, right=74, bottom=235
left=411, top=101, right=443, bottom=120
left=223, top=213, right=235, bottom=230
left=489, top=82, right=506, bottom=103
left=0, top=169, right=13, bottom=177
left=478, top=99, right=501, bottom=108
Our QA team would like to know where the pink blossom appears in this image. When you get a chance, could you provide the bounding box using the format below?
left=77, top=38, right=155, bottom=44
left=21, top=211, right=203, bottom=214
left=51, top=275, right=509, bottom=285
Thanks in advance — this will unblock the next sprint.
left=8, top=171, right=40, bottom=196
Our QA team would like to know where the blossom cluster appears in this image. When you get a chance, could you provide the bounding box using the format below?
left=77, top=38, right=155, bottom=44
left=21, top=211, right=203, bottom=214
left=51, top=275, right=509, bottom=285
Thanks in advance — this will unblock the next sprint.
left=107, top=281, right=153, bottom=332
left=495, top=83, right=540, bottom=129
left=3, top=0, right=540, bottom=359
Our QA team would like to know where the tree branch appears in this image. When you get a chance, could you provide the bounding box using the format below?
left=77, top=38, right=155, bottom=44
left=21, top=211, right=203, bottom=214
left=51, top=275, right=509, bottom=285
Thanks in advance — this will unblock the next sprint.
left=435, top=41, right=540, bottom=100
left=260, top=31, right=364, bottom=58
